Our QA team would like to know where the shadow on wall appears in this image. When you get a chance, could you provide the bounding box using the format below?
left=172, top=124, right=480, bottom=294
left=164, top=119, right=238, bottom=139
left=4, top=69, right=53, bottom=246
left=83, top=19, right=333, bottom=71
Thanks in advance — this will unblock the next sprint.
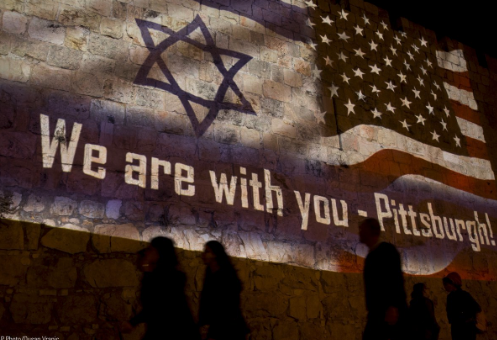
left=1, top=219, right=496, bottom=340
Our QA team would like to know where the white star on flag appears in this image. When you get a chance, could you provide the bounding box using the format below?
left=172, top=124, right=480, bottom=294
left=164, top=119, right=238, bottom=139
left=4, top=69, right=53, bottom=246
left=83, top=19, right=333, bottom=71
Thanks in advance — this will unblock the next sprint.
left=339, top=9, right=349, bottom=20
left=321, top=15, right=333, bottom=25
left=337, top=31, right=350, bottom=41
left=386, top=81, right=396, bottom=92
left=344, top=99, right=355, bottom=115
left=321, top=34, right=331, bottom=44
left=314, top=110, right=327, bottom=124
left=305, top=0, right=317, bottom=9
left=431, top=130, right=440, bottom=142
left=371, top=108, right=382, bottom=119
left=416, top=114, right=426, bottom=125
left=369, top=64, right=381, bottom=74
left=353, top=68, right=365, bottom=79
left=356, top=90, right=366, bottom=101
left=401, top=97, right=412, bottom=109
left=329, top=83, right=339, bottom=98
left=400, top=119, right=411, bottom=130
left=426, top=103, right=434, bottom=115
left=354, top=48, right=366, bottom=58
left=412, top=88, right=421, bottom=99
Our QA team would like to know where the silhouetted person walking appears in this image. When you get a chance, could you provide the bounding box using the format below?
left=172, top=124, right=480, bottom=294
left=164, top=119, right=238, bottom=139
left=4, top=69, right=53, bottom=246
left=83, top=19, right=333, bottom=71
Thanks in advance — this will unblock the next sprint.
left=443, top=272, right=481, bottom=340
left=198, top=240, right=249, bottom=340
left=122, top=237, right=200, bottom=340
left=407, top=283, right=440, bottom=340
left=359, top=218, right=407, bottom=340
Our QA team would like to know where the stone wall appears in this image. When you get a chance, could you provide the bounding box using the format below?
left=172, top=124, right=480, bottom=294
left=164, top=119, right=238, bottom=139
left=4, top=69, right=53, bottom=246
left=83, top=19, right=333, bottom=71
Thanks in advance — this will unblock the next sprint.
left=1, top=0, right=497, bottom=338
left=1, top=219, right=496, bottom=339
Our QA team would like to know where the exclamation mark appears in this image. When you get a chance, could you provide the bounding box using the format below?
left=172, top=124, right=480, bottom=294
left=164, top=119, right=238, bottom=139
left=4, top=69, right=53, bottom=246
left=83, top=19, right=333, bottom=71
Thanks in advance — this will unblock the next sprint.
left=485, top=213, right=496, bottom=246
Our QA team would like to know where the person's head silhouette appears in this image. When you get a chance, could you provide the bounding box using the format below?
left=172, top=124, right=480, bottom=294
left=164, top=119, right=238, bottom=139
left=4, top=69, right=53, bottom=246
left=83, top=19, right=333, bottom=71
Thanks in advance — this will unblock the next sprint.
left=411, top=283, right=427, bottom=299
left=139, top=237, right=178, bottom=272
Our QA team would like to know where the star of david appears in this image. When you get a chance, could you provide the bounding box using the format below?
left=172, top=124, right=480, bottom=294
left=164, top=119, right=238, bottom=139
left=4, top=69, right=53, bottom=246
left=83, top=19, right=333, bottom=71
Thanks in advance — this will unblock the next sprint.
left=134, top=16, right=255, bottom=136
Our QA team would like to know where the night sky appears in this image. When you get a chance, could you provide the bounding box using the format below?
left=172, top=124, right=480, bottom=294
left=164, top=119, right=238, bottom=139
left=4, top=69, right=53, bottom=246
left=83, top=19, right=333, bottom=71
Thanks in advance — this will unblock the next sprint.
left=367, top=0, right=496, bottom=60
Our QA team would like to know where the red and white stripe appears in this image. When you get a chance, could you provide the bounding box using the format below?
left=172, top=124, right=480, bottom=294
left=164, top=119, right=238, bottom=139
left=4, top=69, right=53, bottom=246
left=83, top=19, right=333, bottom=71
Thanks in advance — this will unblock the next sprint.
left=436, top=49, right=491, bottom=161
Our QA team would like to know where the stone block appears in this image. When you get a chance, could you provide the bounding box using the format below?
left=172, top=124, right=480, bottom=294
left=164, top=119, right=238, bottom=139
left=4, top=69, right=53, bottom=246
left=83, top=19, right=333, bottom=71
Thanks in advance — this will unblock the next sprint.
left=93, top=223, right=144, bottom=253
left=100, top=17, right=123, bottom=38
left=2, top=10, right=27, bottom=34
left=90, top=99, right=125, bottom=124
left=89, top=32, right=128, bottom=61
left=101, top=293, right=132, bottom=321
left=289, top=296, right=307, bottom=321
left=27, top=258, right=77, bottom=288
left=283, top=69, right=303, bottom=87
left=84, top=259, right=139, bottom=287
left=25, top=0, right=59, bottom=20
left=105, top=199, right=122, bottom=219
left=58, top=6, right=101, bottom=32
left=41, top=224, right=90, bottom=253
left=10, top=293, right=53, bottom=324
left=263, top=80, right=291, bottom=103
left=71, top=70, right=105, bottom=97
left=214, top=124, right=240, bottom=145
left=51, top=196, right=77, bottom=216
left=23, top=194, right=45, bottom=212
left=65, top=26, right=90, bottom=51
left=82, top=53, right=115, bottom=74
left=128, top=44, right=149, bottom=66
left=0, top=220, right=24, bottom=249
left=25, top=222, right=41, bottom=250
left=272, top=320, right=299, bottom=340
left=294, top=58, right=311, bottom=76
left=29, top=63, right=72, bottom=91
left=0, top=32, right=12, bottom=55
left=134, top=86, right=166, bottom=110
left=79, top=200, right=105, bottom=218
left=87, top=0, right=112, bottom=16
left=166, top=4, right=194, bottom=22
left=124, top=200, right=146, bottom=221
left=11, top=37, right=50, bottom=60
left=47, top=45, right=82, bottom=70
left=58, top=295, right=97, bottom=324
left=0, top=190, right=22, bottom=210
left=0, top=254, right=28, bottom=286
left=0, top=56, right=31, bottom=82
left=229, top=38, right=259, bottom=58
left=177, top=40, right=204, bottom=61
left=240, top=127, right=261, bottom=149
left=271, top=118, right=297, bottom=138
left=28, top=17, right=65, bottom=45
left=260, top=46, right=278, bottom=63
left=0, top=0, right=24, bottom=11
left=242, top=73, right=263, bottom=95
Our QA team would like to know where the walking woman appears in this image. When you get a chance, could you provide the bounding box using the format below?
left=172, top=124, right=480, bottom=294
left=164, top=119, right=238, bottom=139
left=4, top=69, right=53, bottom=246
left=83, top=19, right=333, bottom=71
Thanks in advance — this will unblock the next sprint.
left=198, top=240, right=250, bottom=340
left=122, top=237, right=200, bottom=340
left=407, top=283, right=440, bottom=340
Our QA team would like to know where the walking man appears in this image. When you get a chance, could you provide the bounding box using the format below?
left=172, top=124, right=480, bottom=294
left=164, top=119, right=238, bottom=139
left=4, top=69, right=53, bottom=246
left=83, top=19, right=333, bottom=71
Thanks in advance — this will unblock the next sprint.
left=359, top=218, right=407, bottom=340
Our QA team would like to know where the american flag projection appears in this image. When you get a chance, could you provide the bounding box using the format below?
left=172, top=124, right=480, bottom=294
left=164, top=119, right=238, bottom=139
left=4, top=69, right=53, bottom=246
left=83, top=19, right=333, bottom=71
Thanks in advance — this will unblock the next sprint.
left=304, top=3, right=494, bottom=197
